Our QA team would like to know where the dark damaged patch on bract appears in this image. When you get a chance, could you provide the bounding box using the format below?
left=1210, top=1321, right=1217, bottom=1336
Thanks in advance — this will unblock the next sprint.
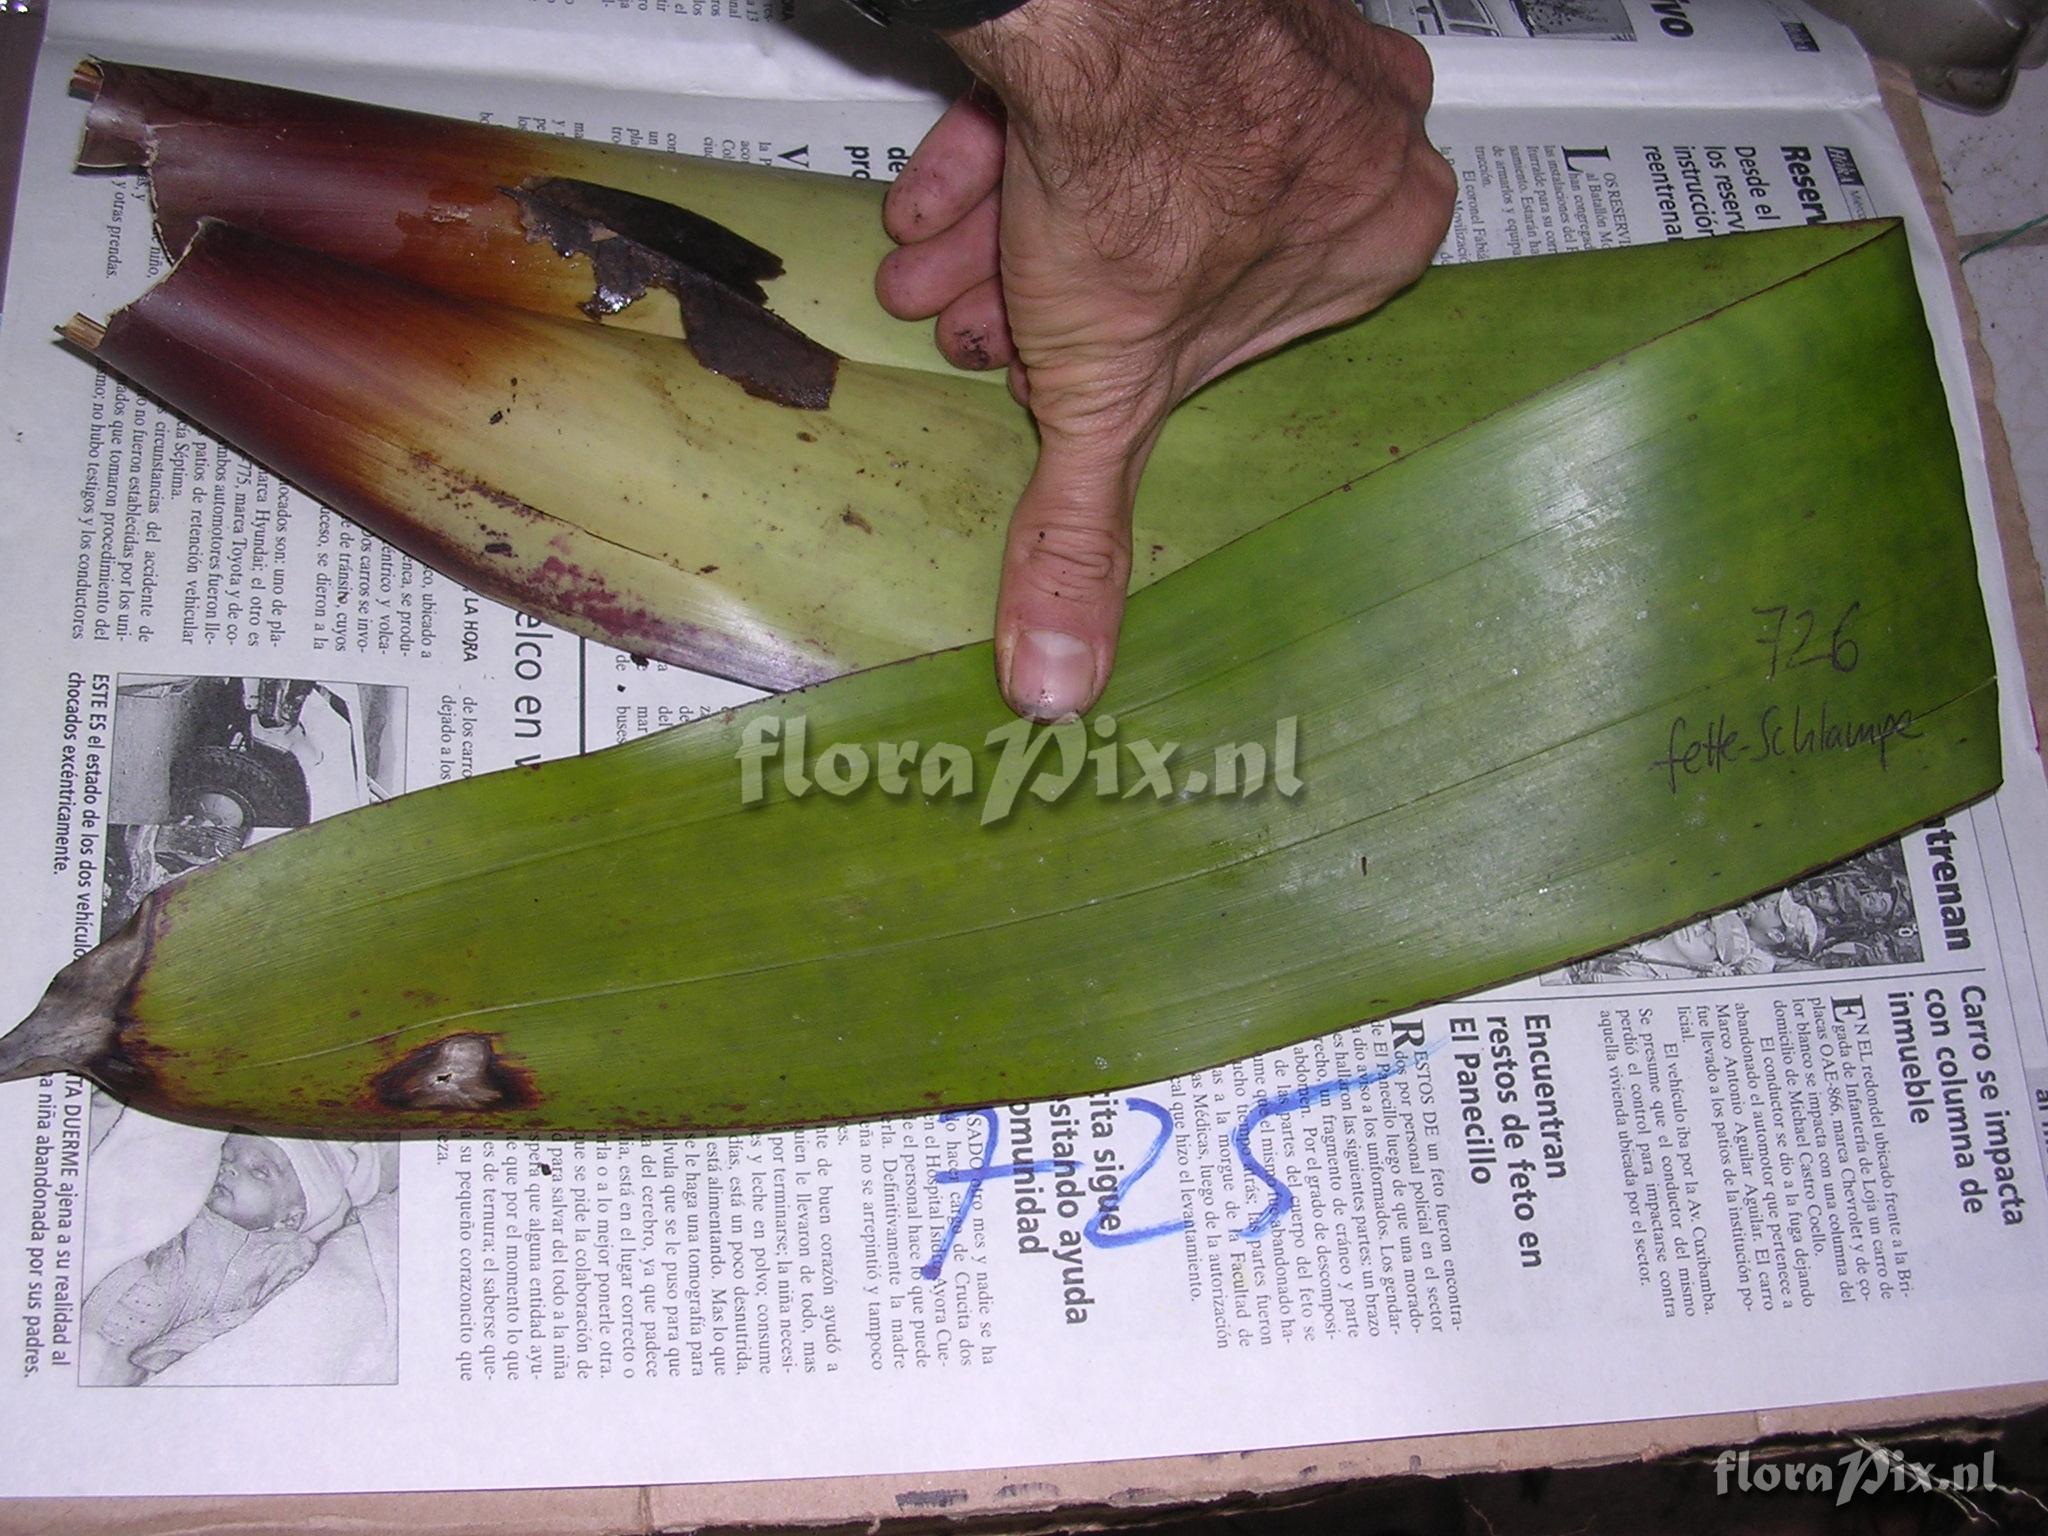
left=506, top=176, right=838, bottom=410
left=368, top=1032, right=541, bottom=1113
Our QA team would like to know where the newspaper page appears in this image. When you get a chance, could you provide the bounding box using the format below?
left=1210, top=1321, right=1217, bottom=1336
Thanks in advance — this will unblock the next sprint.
left=2, top=0, right=2046, bottom=1499
left=1361, top=0, right=1880, bottom=108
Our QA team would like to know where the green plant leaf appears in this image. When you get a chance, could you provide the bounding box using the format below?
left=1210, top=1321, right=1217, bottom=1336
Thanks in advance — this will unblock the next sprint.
left=2, top=221, right=2000, bottom=1135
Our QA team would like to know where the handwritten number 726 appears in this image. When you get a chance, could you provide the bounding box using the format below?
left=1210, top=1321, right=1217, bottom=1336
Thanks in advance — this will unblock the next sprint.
left=1754, top=601, right=1861, bottom=681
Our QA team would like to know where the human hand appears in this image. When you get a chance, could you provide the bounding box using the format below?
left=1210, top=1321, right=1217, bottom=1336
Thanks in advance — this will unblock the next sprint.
left=876, top=0, right=1456, bottom=719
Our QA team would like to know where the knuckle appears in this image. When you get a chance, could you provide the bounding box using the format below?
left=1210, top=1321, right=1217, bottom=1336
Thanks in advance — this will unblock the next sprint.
left=1380, top=30, right=1437, bottom=111
left=1009, top=515, right=1130, bottom=600
left=1409, top=147, right=1460, bottom=251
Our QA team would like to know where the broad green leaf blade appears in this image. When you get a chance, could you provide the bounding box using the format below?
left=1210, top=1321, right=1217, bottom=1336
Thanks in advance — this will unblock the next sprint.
left=1133, top=218, right=1893, bottom=589
left=1, top=222, right=2000, bottom=1134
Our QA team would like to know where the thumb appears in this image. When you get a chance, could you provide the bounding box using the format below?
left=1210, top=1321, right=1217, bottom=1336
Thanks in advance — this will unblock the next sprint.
left=994, top=414, right=1155, bottom=721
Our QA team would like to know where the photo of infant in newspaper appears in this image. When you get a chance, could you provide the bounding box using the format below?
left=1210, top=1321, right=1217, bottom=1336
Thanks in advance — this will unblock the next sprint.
left=98, top=671, right=406, bottom=936
left=78, top=1099, right=400, bottom=1387
left=1552, top=842, right=1921, bottom=983
left=63, top=668, right=411, bottom=1386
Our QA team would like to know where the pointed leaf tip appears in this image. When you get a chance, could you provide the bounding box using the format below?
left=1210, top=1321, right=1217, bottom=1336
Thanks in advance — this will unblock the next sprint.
left=0, top=998, right=79, bottom=1086
left=0, top=919, right=150, bottom=1088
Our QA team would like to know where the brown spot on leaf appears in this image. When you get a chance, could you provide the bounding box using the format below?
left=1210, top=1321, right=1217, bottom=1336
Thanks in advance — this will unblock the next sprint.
left=840, top=508, right=874, bottom=534
left=368, top=1033, right=540, bottom=1113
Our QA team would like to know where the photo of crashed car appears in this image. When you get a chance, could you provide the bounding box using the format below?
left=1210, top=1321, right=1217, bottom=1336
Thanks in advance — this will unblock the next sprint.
left=101, top=673, right=407, bottom=934
left=1361, top=0, right=1636, bottom=40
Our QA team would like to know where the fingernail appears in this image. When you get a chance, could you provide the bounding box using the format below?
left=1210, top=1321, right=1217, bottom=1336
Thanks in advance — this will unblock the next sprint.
left=1006, top=628, right=1097, bottom=720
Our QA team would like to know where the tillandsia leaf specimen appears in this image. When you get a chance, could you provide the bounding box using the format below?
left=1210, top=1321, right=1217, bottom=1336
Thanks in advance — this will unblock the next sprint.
left=3, top=222, right=2002, bottom=1136
left=66, top=154, right=1907, bottom=684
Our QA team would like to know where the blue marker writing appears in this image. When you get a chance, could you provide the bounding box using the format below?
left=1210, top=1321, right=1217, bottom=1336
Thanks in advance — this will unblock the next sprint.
left=1082, top=1096, right=1191, bottom=1249
left=1231, top=1047, right=1436, bottom=1240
